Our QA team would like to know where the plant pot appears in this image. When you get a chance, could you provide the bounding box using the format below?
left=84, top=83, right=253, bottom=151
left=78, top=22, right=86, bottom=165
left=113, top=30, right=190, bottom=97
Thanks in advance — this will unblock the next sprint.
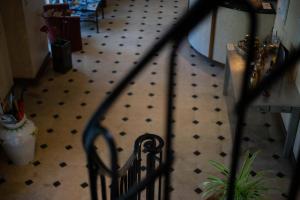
left=0, top=118, right=37, bottom=165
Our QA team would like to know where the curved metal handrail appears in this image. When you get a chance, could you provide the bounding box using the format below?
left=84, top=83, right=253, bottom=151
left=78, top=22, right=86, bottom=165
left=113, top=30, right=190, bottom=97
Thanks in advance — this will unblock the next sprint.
left=95, top=133, right=164, bottom=178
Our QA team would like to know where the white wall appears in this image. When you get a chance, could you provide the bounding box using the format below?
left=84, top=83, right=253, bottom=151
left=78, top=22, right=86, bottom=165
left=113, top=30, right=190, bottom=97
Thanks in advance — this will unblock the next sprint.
left=0, top=14, right=13, bottom=100
left=0, top=0, right=48, bottom=79
left=273, top=0, right=300, bottom=159
left=22, top=0, right=48, bottom=77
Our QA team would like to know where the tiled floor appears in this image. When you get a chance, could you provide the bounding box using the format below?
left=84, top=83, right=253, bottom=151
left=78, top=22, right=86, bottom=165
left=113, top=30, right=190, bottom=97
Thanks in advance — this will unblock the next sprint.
left=0, top=0, right=295, bottom=199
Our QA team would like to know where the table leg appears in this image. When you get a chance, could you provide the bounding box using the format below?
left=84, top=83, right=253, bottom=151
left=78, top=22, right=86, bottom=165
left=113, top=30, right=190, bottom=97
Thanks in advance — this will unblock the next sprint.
left=223, top=57, right=230, bottom=96
left=95, top=10, right=99, bottom=33
left=102, top=6, right=104, bottom=19
left=283, top=111, right=300, bottom=157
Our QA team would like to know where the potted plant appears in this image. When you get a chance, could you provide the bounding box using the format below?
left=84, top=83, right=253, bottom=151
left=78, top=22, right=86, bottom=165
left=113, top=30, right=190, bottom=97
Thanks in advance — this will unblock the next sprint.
left=202, top=151, right=268, bottom=200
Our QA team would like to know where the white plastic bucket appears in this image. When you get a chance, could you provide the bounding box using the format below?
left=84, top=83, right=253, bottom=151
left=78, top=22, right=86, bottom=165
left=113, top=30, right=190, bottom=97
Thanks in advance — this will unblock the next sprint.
left=0, top=117, right=37, bottom=165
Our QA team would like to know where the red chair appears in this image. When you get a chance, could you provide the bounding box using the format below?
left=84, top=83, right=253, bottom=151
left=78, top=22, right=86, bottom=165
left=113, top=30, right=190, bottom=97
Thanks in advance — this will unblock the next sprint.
left=41, top=4, right=82, bottom=52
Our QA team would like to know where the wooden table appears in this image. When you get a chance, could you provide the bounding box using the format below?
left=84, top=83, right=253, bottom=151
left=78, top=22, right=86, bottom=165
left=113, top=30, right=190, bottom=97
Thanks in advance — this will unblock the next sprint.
left=69, top=0, right=105, bottom=33
left=223, top=44, right=300, bottom=157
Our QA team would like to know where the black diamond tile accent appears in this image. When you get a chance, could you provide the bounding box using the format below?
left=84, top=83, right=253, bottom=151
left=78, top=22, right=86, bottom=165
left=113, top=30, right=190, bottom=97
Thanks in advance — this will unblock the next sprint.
left=53, top=181, right=61, bottom=187
left=214, top=108, right=221, bottom=112
left=76, top=115, right=82, bottom=120
left=81, top=182, right=89, bottom=188
left=282, top=193, right=288, bottom=198
left=148, top=93, right=155, bottom=97
left=25, top=179, right=33, bottom=185
left=65, top=145, right=73, bottom=150
left=147, top=105, right=153, bottom=109
left=192, top=107, right=198, bottom=111
left=122, top=117, right=128, bottom=122
left=264, top=123, right=271, bottom=127
left=214, top=95, right=220, bottom=99
left=47, top=128, right=54, bottom=133
left=124, top=104, right=131, bottom=108
left=32, top=160, right=41, bottom=166
left=119, top=131, right=127, bottom=136
left=250, top=170, right=257, bottom=177
left=168, top=186, right=174, bottom=192
left=0, top=177, right=5, bottom=184
left=220, top=152, right=227, bottom=157
left=59, top=162, right=67, bottom=168
left=193, top=134, right=200, bottom=139
left=218, top=135, right=225, bottom=140
left=53, top=114, right=59, bottom=119
left=145, top=118, right=152, bottom=123
left=192, top=94, right=198, bottom=99
left=71, top=129, right=77, bottom=134
left=40, top=144, right=48, bottom=149
left=194, top=187, right=202, bottom=194
left=272, top=154, right=280, bottom=160
left=276, top=172, right=285, bottom=178
left=193, top=150, right=201, bottom=156
left=193, top=120, right=199, bottom=125
left=117, top=147, right=123, bottom=152
left=216, top=121, right=223, bottom=126
left=268, top=137, right=275, bottom=142
left=194, top=168, right=202, bottom=174
left=30, top=113, right=37, bottom=118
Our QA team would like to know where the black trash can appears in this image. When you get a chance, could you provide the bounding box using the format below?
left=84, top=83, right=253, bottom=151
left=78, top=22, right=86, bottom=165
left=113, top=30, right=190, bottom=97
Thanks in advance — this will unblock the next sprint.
left=51, top=39, right=72, bottom=73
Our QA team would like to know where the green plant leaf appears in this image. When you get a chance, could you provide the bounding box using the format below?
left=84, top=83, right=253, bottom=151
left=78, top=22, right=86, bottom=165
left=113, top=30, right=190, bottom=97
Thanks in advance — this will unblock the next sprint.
left=209, top=160, right=230, bottom=176
left=203, top=151, right=268, bottom=200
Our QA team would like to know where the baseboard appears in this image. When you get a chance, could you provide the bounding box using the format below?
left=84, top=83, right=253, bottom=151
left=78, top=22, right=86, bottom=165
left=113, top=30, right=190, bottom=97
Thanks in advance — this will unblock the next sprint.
left=188, top=43, right=225, bottom=67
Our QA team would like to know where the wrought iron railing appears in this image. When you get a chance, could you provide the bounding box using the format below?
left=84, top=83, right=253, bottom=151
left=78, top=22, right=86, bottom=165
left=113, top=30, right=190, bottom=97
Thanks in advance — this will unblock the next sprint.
left=93, top=133, right=164, bottom=200
left=83, top=0, right=300, bottom=199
